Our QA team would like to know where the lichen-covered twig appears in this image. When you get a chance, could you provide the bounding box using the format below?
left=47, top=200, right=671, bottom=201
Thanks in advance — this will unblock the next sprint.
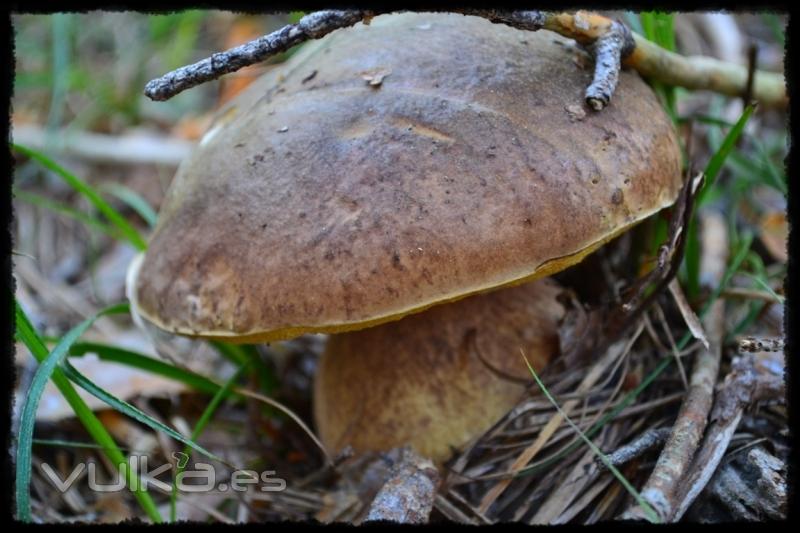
left=621, top=211, right=728, bottom=522
left=596, top=427, right=672, bottom=469
left=738, top=336, right=784, bottom=353
left=144, top=9, right=631, bottom=109
left=144, top=10, right=370, bottom=101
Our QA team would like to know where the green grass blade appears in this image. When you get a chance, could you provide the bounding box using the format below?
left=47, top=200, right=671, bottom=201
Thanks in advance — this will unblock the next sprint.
left=14, top=302, right=162, bottom=523
left=739, top=272, right=784, bottom=304
left=210, top=340, right=250, bottom=366
left=32, top=438, right=133, bottom=452
left=60, top=361, right=228, bottom=466
left=697, top=104, right=757, bottom=206
left=69, top=341, right=224, bottom=396
left=45, top=14, right=71, bottom=133
left=682, top=216, right=701, bottom=299
left=101, top=183, right=158, bottom=228
left=170, top=361, right=250, bottom=522
left=639, top=12, right=677, bottom=119
left=522, top=353, right=661, bottom=523
left=676, top=114, right=735, bottom=128
left=685, top=104, right=756, bottom=295
left=14, top=188, right=124, bottom=240
left=11, top=143, right=148, bottom=250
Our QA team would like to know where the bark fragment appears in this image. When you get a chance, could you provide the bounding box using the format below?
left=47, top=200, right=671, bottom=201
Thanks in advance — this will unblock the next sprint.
left=364, top=447, right=440, bottom=524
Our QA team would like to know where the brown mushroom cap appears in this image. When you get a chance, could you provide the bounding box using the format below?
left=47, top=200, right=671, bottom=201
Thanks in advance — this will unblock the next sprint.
left=131, top=12, right=682, bottom=342
left=314, top=279, right=565, bottom=462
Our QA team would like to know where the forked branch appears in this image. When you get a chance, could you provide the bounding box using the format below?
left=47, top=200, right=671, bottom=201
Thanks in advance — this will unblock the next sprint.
left=144, top=10, right=787, bottom=110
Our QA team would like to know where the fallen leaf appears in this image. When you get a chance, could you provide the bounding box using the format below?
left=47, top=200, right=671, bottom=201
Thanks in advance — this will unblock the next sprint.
left=218, top=16, right=266, bottom=105
left=759, top=211, right=788, bottom=263
left=172, top=113, right=215, bottom=141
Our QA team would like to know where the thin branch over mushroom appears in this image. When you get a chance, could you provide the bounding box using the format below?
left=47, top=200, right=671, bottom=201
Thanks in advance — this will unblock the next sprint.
left=144, top=10, right=786, bottom=110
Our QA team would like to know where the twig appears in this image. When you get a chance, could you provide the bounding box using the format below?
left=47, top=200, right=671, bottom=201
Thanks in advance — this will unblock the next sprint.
left=465, top=11, right=633, bottom=110
left=364, top=447, right=440, bottom=524
left=742, top=43, right=759, bottom=107
left=144, top=10, right=371, bottom=101
left=616, top=172, right=702, bottom=326
left=621, top=211, right=728, bottom=522
left=671, top=352, right=785, bottom=520
left=738, top=336, right=784, bottom=353
left=625, top=33, right=785, bottom=106
left=597, top=427, right=672, bottom=470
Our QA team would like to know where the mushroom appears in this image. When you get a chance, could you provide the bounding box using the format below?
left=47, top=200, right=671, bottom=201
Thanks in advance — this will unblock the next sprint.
left=129, top=13, right=682, bottom=462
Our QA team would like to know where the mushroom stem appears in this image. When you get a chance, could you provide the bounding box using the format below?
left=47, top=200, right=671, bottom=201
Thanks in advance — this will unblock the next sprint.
left=313, top=280, right=566, bottom=463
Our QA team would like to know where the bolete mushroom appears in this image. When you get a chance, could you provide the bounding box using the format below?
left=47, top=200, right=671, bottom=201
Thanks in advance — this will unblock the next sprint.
left=128, top=13, right=682, bottom=462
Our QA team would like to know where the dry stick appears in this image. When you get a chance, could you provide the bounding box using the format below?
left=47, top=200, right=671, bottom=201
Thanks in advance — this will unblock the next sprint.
left=742, top=43, right=759, bottom=108
left=625, top=33, right=785, bottom=106
left=465, top=10, right=632, bottom=109
left=671, top=352, right=785, bottom=520
left=621, top=211, right=729, bottom=522
left=738, top=336, right=784, bottom=353
left=596, top=427, right=672, bottom=469
left=144, top=10, right=628, bottom=109
left=144, top=10, right=371, bottom=101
